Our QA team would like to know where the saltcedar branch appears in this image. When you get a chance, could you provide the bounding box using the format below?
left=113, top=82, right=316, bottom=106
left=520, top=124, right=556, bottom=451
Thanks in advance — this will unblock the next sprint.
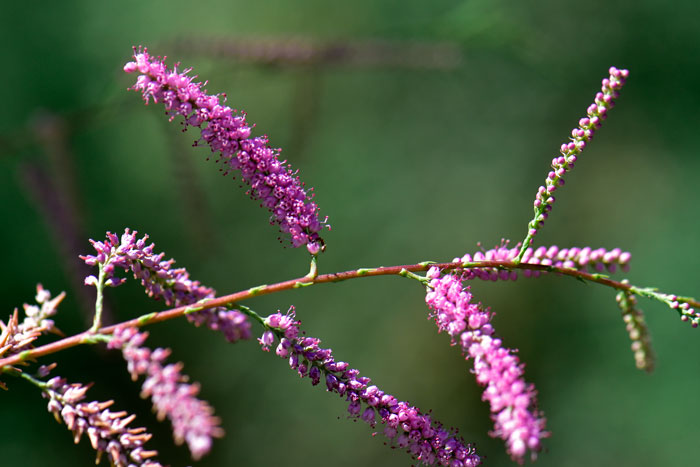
left=1, top=260, right=697, bottom=371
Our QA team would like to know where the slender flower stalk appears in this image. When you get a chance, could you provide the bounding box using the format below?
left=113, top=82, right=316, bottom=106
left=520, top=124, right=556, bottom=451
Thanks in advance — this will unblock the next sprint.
left=108, top=326, right=223, bottom=460
left=457, top=242, right=631, bottom=281
left=425, top=268, right=547, bottom=463
left=516, top=67, right=629, bottom=262
left=24, top=372, right=163, bottom=467
left=256, top=307, right=481, bottom=466
left=124, top=48, right=328, bottom=254
left=82, top=229, right=251, bottom=342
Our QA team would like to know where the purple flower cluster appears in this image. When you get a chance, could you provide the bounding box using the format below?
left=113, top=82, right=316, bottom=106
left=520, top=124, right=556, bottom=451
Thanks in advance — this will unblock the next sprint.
left=456, top=242, right=631, bottom=281
left=82, top=229, right=251, bottom=342
left=260, top=308, right=481, bottom=466
left=43, top=376, right=163, bottom=467
left=124, top=48, right=327, bottom=254
left=528, top=67, right=629, bottom=238
left=616, top=289, right=655, bottom=372
left=425, top=268, right=547, bottom=463
left=108, top=326, right=223, bottom=461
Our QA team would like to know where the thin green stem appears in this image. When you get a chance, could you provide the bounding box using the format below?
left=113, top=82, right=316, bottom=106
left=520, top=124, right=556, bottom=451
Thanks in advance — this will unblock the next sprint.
left=515, top=232, right=535, bottom=264
left=234, top=304, right=266, bottom=327
left=89, top=264, right=107, bottom=333
left=18, top=371, right=48, bottom=390
left=305, top=255, right=318, bottom=280
left=398, top=268, right=428, bottom=284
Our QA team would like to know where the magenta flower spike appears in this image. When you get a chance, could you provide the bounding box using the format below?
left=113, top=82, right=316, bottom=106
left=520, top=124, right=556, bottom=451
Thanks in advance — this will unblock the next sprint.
left=425, top=268, right=547, bottom=463
left=82, top=229, right=251, bottom=342
left=108, top=326, right=223, bottom=461
left=42, top=376, right=164, bottom=467
left=516, top=67, right=629, bottom=261
left=260, top=308, right=482, bottom=467
left=123, top=48, right=328, bottom=254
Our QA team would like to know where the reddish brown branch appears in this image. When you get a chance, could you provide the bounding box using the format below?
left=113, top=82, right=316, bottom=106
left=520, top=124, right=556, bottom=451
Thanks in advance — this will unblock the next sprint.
left=1, top=260, right=696, bottom=372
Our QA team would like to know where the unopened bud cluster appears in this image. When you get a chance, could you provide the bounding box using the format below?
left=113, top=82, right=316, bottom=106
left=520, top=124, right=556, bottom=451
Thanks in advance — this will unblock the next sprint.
left=457, top=243, right=631, bottom=281
left=667, top=295, right=699, bottom=327
left=615, top=288, right=655, bottom=372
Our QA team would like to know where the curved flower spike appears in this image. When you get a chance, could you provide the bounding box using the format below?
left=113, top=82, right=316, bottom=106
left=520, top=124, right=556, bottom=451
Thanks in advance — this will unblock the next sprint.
left=124, top=47, right=328, bottom=254
left=425, top=268, right=548, bottom=463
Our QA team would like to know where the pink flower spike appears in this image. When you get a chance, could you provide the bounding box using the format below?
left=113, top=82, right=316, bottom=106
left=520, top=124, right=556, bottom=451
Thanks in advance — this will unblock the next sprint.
left=426, top=270, right=548, bottom=463
left=108, top=326, right=224, bottom=461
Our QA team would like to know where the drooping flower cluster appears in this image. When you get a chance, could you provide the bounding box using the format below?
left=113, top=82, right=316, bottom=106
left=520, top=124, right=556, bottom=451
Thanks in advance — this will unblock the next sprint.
left=42, top=376, right=163, bottom=467
left=108, top=326, right=223, bottom=461
left=615, top=288, right=655, bottom=372
left=0, top=285, right=64, bottom=387
left=124, top=48, right=327, bottom=254
left=425, top=268, right=547, bottom=463
left=456, top=242, right=631, bottom=281
left=259, top=308, right=481, bottom=467
left=82, top=229, right=251, bottom=342
left=526, top=67, right=629, bottom=239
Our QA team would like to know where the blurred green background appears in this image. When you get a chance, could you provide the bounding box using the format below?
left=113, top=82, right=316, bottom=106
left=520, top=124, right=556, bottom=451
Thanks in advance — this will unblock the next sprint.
left=2, top=1, right=700, bottom=466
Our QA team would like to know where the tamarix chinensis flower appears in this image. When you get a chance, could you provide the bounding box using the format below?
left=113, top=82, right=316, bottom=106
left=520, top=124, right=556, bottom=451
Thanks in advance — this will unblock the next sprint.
left=124, top=48, right=328, bottom=254
left=260, top=308, right=482, bottom=466
left=425, top=268, right=547, bottom=463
